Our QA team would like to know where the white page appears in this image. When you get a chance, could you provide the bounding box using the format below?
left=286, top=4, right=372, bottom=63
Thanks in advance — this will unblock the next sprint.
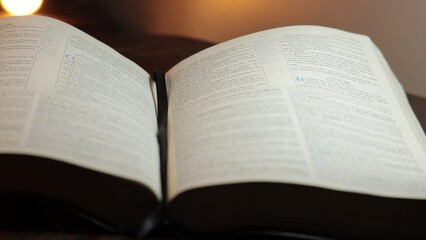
left=167, top=25, right=426, bottom=200
left=374, top=46, right=426, bottom=153
left=0, top=16, right=161, bottom=197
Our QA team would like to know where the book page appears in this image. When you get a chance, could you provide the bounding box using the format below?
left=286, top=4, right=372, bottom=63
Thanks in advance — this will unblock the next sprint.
left=0, top=16, right=161, bottom=197
left=167, top=26, right=426, bottom=200
left=374, top=46, right=426, bottom=152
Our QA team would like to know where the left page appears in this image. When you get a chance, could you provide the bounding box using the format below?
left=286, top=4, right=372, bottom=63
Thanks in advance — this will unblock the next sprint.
left=0, top=16, right=160, bottom=197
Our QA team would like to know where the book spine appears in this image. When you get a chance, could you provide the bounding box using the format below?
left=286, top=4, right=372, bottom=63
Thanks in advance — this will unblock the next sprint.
left=153, top=69, right=168, bottom=203
left=137, top=70, right=169, bottom=239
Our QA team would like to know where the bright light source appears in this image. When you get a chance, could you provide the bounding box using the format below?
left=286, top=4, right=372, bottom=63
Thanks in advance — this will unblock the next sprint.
left=1, top=0, right=43, bottom=16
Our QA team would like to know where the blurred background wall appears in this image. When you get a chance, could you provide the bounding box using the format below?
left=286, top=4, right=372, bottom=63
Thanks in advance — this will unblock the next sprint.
left=101, top=0, right=426, bottom=98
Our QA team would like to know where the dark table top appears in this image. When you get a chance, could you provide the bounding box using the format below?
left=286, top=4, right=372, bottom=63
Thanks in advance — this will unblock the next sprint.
left=1, top=34, right=426, bottom=240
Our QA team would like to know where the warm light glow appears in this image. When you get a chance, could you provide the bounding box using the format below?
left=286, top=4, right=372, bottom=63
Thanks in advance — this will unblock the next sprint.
left=1, top=0, right=43, bottom=16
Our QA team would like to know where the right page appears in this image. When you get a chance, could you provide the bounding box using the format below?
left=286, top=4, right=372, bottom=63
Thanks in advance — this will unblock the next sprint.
left=166, top=26, right=426, bottom=200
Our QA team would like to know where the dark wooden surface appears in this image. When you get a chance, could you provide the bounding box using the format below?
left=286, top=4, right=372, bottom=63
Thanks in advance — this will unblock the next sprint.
left=408, top=95, right=426, bottom=130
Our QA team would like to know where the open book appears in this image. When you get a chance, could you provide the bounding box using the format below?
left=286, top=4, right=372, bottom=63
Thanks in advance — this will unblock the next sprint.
left=1, top=15, right=426, bottom=239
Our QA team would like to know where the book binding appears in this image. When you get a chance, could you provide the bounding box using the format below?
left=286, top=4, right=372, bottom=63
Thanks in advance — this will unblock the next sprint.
left=135, top=70, right=169, bottom=238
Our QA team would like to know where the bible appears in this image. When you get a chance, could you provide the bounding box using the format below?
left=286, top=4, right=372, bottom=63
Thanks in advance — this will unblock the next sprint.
left=1, top=15, right=426, bottom=239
